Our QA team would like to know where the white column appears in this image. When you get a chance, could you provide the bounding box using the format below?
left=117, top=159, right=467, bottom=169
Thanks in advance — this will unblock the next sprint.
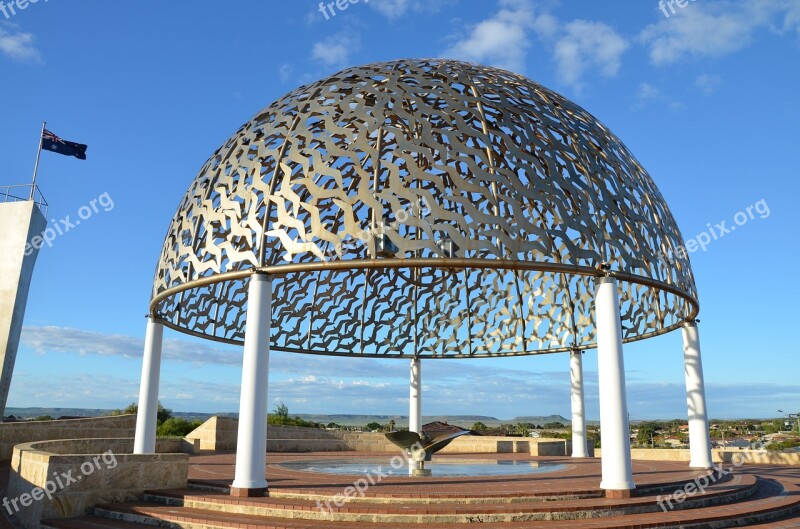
left=133, top=317, right=164, bottom=454
left=409, top=358, right=422, bottom=434
left=683, top=321, right=713, bottom=469
left=231, top=274, right=272, bottom=496
left=570, top=350, right=588, bottom=458
left=595, top=276, right=635, bottom=492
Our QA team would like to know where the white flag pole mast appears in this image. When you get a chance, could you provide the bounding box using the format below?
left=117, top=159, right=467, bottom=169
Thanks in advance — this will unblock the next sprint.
left=29, top=121, right=46, bottom=201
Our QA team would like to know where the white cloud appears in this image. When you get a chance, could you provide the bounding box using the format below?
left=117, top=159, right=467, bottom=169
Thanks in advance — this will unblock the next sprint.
left=278, top=63, right=293, bottom=83
left=369, top=0, right=454, bottom=19
left=695, top=73, right=722, bottom=95
left=631, top=81, right=686, bottom=111
left=553, top=20, right=628, bottom=89
left=441, top=0, right=542, bottom=73
left=21, top=326, right=240, bottom=365
left=442, top=1, right=628, bottom=90
left=370, top=0, right=412, bottom=19
left=632, top=81, right=662, bottom=109
left=0, top=23, right=40, bottom=62
left=13, top=326, right=800, bottom=418
left=641, top=1, right=800, bottom=66
left=311, top=32, right=360, bottom=67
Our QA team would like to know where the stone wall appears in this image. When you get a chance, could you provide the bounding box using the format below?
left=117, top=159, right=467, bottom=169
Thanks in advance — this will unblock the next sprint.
left=7, top=437, right=190, bottom=529
left=185, top=417, right=568, bottom=456
left=0, top=414, right=136, bottom=461
left=594, top=447, right=800, bottom=466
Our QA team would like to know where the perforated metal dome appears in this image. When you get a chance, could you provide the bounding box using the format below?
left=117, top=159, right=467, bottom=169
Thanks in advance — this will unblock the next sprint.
left=150, top=58, right=698, bottom=358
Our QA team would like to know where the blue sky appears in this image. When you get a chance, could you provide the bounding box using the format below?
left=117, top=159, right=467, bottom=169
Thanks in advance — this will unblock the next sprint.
left=1, top=0, right=799, bottom=420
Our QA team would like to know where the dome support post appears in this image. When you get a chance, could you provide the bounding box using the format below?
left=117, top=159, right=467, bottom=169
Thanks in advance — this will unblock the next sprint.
left=683, top=321, right=713, bottom=469
left=596, top=276, right=635, bottom=496
left=133, top=317, right=164, bottom=454
left=408, top=357, right=423, bottom=473
left=409, top=357, right=422, bottom=435
left=570, top=350, right=588, bottom=458
left=231, top=273, right=272, bottom=497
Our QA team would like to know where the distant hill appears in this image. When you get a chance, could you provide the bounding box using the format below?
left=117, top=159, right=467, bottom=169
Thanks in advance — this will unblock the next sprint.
left=3, top=407, right=235, bottom=422
left=510, top=415, right=570, bottom=425
left=3, top=408, right=572, bottom=427
left=5, top=407, right=115, bottom=419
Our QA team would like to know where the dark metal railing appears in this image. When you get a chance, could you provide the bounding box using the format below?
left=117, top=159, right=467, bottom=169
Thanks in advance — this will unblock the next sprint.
left=0, top=184, right=48, bottom=218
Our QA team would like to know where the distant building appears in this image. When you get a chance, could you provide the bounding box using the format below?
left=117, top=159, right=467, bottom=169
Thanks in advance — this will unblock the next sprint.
left=422, top=421, right=469, bottom=436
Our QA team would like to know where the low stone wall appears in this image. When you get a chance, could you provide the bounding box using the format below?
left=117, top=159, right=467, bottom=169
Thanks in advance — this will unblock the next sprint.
left=530, top=440, right=568, bottom=456
left=0, top=415, right=136, bottom=461
left=7, top=437, right=191, bottom=529
left=185, top=417, right=568, bottom=456
left=594, top=448, right=800, bottom=466
left=565, top=440, right=596, bottom=457
left=186, top=418, right=406, bottom=452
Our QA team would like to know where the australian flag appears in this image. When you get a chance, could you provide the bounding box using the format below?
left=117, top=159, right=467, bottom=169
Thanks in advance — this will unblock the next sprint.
left=42, top=129, right=87, bottom=160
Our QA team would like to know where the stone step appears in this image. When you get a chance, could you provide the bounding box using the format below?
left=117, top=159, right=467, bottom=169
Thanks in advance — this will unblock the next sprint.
left=734, top=518, right=800, bottom=528
left=184, top=470, right=735, bottom=503
left=62, top=475, right=798, bottom=529
left=187, top=479, right=605, bottom=503
left=87, top=481, right=798, bottom=528
left=40, top=518, right=156, bottom=529
left=139, top=474, right=757, bottom=523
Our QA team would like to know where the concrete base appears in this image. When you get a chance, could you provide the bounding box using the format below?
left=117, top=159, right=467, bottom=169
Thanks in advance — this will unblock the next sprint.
left=230, top=486, right=268, bottom=498
left=605, top=489, right=633, bottom=499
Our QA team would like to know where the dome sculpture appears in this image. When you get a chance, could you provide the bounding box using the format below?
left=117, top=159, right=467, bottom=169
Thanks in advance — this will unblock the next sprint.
left=149, top=58, right=698, bottom=358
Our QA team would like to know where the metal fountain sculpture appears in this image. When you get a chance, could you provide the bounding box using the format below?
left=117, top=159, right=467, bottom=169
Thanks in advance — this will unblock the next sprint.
left=385, top=429, right=471, bottom=476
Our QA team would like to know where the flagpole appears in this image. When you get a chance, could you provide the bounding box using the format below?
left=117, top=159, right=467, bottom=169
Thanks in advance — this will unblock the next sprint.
left=29, top=121, right=46, bottom=201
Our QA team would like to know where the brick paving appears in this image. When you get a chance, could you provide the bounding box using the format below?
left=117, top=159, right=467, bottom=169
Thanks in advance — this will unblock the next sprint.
left=37, top=452, right=800, bottom=528
left=188, top=451, right=714, bottom=496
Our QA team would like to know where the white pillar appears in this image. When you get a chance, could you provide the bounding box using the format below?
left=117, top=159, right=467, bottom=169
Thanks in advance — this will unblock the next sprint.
left=133, top=317, right=164, bottom=454
left=570, top=350, right=588, bottom=458
left=409, top=358, right=422, bottom=435
left=683, top=321, right=713, bottom=469
left=595, top=276, right=635, bottom=492
left=231, top=274, right=272, bottom=496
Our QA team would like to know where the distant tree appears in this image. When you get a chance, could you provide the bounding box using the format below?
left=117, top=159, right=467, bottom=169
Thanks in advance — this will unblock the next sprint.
left=274, top=402, right=289, bottom=420
left=366, top=422, right=382, bottom=431
left=157, top=418, right=202, bottom=437
left=514, top=423, right=534, bottom=436
left=637, top=422, right=658, bottom=446
left=541, top=431, right=571, bottom=440
left=266, top=403, right=318, bottom=428
left=472, top=422, right=488, bottom=431
left=326, top=422, right=340, bottom=429
left=587, top=429, right=600, bottom=448
left=543, top=422, right=565, bottom=429
left=767, top=439, right=800, bottom=451
left=110, top=402, right=172, bottom=424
